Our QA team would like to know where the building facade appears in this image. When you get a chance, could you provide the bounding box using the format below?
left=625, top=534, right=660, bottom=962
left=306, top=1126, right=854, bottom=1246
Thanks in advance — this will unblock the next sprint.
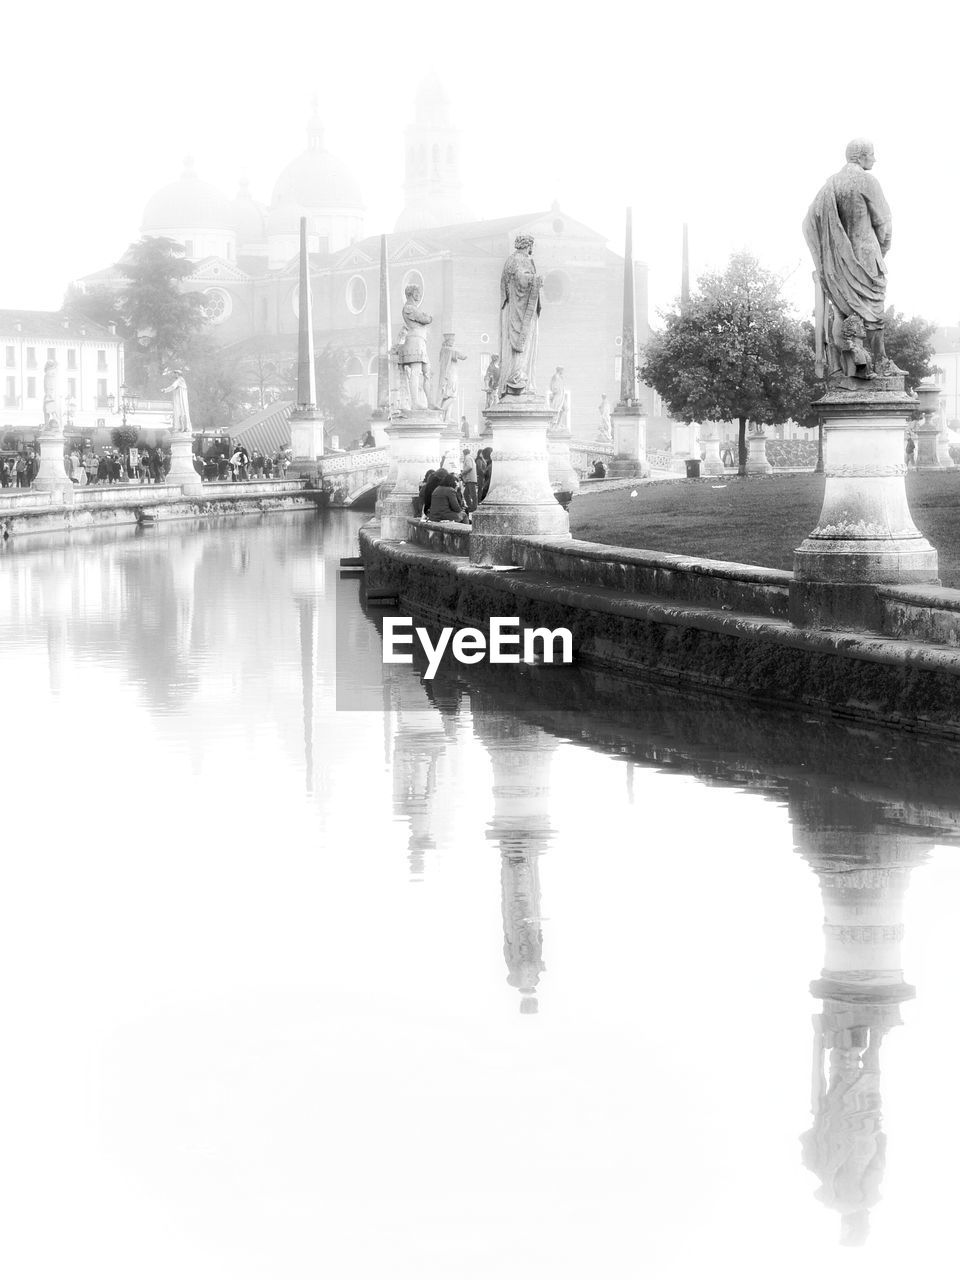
left=0, top=311, right=123, bottom=436
left=933, top=326, right=960, bottom=426
left=74, top=82, right=652, bottom=435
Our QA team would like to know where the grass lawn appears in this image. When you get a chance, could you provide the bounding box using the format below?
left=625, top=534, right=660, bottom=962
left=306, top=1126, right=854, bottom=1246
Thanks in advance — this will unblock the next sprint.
left=568, top=471, right=960, bottom=588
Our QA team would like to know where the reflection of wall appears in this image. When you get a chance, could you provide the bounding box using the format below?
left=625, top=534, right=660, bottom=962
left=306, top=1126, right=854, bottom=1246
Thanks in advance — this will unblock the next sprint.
left=473, top=703, right=555, bottom=1014
left=792, top=790, right=930, bottom=1246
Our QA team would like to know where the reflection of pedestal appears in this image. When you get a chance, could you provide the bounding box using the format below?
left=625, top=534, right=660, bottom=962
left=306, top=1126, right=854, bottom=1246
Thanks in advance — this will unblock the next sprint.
left=745, top=432, right=773, bottom=474
left=793, top=387, right=938, bottom=586
left=610, top=408, right=649, bottom=477
left=476, top=710, right=555, bottom=1014
left=380, top=412, right=444, bottom=540
left=470, top=399, right=570, bottom=566
left=33, top=429, right=74, bottom=502
left=165, top=434, right=204, bottom=497
left=794, top=791, right=929, bottom=1246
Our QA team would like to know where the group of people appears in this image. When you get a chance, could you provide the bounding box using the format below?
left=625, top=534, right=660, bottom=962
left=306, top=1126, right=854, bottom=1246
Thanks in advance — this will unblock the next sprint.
left=0, top=451, right=39, bottom=488
left=416, top=446, right=494, bottom=523
left=0, top=445, right=172, bottom=488
left=200, top=445, right=291, bottom=482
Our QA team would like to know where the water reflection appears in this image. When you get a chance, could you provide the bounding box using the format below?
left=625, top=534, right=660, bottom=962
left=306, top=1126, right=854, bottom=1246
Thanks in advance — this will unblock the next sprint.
left=5, top=515, right=960, bottom=1263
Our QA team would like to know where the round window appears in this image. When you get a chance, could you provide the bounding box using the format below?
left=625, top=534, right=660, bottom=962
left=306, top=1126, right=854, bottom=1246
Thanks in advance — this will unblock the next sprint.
left=480, top=332, right=490, bottom=344
left=346, top=275, right=367, bottom=315
left=202, top=288, right=232, bottom=324
left=615, top=336, right=623, bottom=348
left=402, top=269, right=425, bottom=301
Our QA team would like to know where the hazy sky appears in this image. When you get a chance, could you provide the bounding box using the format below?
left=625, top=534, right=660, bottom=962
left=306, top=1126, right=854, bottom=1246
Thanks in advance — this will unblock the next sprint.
left=8, top=0, right=959, bottom=332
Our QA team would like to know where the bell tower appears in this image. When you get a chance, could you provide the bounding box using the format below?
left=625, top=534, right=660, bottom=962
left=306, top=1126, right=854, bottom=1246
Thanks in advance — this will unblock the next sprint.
left=395, top=76, right=474, bottom=232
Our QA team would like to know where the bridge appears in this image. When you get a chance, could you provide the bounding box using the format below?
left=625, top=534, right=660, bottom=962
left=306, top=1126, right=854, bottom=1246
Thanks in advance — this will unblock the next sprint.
left=316, top=438, right=619, bottom=508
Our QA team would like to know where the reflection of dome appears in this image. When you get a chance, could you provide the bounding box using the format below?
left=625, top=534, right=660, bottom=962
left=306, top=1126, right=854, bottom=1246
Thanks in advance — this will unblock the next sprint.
left=142, top=158, right=233, bottom=231
left=271, top=110, right=362, bottom=210
left=230, top=179, right=267, bottom=248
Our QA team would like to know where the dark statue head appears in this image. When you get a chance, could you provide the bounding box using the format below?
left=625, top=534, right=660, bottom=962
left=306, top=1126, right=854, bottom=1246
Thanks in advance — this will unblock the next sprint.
left=514, top=234, right=535, bottom=253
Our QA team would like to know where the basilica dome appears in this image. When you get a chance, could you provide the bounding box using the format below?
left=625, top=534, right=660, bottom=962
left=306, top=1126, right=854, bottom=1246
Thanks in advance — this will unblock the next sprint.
left=271, top=109, right=363, bottom=211
left=142, top=158, right=233, bottom=232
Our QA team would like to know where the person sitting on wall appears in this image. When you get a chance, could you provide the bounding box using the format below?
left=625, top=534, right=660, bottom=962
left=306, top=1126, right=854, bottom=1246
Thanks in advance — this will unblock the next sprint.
left=427, top=470, right=469, bottom=523
left=590, top=458, right=606, bottom=478
left=417, top=469, right=441, bottom=518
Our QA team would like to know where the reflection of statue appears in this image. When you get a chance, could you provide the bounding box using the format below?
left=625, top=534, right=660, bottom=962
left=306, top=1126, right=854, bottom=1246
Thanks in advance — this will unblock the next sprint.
left=436, top=333, right=468, bottom=422
left=803, top=139, right=895, bottom=380
left=398, top=285, right=433, bottom=411
left=498, top=234, right=542, bottom=397
left=597, top=393, right=612, bottom=441
left=162, top=370, right=192, bottom=434
left=42, top=358, right=59, bottom=432
left=483, top=355, right=500, bottom=408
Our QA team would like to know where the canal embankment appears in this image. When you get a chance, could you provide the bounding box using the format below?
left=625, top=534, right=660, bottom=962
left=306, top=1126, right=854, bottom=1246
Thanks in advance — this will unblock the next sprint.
left=360, top=517, right=960, bottom=739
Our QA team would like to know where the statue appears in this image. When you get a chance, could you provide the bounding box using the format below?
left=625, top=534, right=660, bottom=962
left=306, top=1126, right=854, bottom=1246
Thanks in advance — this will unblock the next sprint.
left=498, top=234, right=542, bottom=397
left=549, top=367, right=565, bottom=421
left=597, top=393, right=613, bottom=441
left=483, top=355, right=501, bottom=408
left=398, top=284, right=433, bottom=411
left=390, top=328, right=411, bottom=413
left=436, top=333, right=468, bottom=422
left=803, top=139, right=897, bottom=382
left=41, top=358, right=59, bottom=432
left=162, top=369, right=193, bottom=433
left=838, top=314, right=875, bottom=380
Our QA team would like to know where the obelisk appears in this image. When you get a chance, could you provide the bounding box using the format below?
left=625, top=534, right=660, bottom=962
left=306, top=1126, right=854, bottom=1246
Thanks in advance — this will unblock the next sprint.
left=289, top=216, right=325, bottom=473
left=611, top=206, right=647, bottom=472
left=671, top=221, right=701, bottom=465
left=371, top=233, right=391, bottom=447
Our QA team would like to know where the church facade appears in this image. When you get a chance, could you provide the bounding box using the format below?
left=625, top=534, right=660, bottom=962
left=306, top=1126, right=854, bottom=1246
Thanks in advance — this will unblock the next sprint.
left=76, top=80, right=651, bottom=433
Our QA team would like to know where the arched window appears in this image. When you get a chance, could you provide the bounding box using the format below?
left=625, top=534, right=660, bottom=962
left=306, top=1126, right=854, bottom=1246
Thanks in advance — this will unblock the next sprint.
left=367, top=354, right=379, bottom=375
left=402, top=269, right=425, bottom=301
left=346, top=275, right=367, bottom=315
left=345, top=355, right=364, bottom=377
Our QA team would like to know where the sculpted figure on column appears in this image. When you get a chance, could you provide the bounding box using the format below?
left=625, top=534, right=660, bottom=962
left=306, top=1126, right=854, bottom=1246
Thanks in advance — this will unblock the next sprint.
left=803, top=139, right=896, bottom=381
left=436, top=333, right=468, bottom=422
left=398, top=284, right=434, bottom=411
left=162, top=370, right=193, bottom=433
left=41, top=358, right=59, bottom=431
left=498, top=234, right=542, bottom=398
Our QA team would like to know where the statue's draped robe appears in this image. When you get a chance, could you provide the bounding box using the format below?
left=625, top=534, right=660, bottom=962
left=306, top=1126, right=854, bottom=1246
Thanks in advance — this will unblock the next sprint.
left=499, top=251, right=541, bottom=396
left=437, top=344, right=467, bottom=419
left=803, top=163, right=891, bottom=326
left=165, top=377, right=192, bottom=434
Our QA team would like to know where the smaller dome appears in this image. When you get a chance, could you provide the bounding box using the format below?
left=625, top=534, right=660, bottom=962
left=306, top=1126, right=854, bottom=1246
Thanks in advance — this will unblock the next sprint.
left=271, top=107, right=363, bottom=211
left=230, top=178, right=267, bottom=248
left=142, top=158, right=233, bottom=232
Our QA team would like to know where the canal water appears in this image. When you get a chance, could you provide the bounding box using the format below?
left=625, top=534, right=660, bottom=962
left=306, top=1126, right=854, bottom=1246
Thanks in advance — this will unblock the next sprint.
left=2, top=511, right=959, bottom=1279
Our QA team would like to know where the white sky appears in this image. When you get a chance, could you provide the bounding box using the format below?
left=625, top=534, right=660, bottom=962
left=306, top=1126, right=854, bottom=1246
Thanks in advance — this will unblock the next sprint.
left=6, top=0, right=960, bottom=332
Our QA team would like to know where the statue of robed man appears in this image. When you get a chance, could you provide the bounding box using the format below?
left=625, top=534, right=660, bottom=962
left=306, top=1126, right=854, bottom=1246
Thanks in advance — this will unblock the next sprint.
left=498, top=234, right=542, bottom=397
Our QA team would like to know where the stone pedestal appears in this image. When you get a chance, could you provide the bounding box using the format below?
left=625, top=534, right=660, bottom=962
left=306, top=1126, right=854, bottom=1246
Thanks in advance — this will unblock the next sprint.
left=290, top=411, right=325, bottom=463
left=793, top=387, right=938, bottom=589
left=369, top=412, right=390, bottom=449
left=699, top=427, right=726, bottom=476
left=33, top=429, right=74, bottom=502
left=380, top=411, right=444, bottom=540
left=439, top=421, right=462, bottom=472
left=670, top=421, right=699, bottom=459
left=610, top=409, right=649, bottom=476
left=547, top=427, right=579, bottom=496
left=915, top=423, right=954, bottom=470
left=470, top=399, right=570, bottom=566
left=745, top=432, right=773, bottom=474
left=166, top=434, right=204, bottom=497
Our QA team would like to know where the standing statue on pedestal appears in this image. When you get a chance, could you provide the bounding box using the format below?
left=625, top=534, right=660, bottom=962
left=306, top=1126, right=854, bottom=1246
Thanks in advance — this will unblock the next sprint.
left=549, top=367, right=566, bottom=428
left=398, top=284, right=434, bottom=411
left=498, top=234, right=542, bottom=398
left=162, top=369, right=193, bottom=433
left=597, top=393, right=613, bottom=441
left=390, top=328, right=411, bottom=413
left=483, top=355, right=501, bottom=409
left=436, top=333, right=468, bottom=422
left=41, top=358, right=59, bottom=433
left=803, top=139, right=898, bottom=384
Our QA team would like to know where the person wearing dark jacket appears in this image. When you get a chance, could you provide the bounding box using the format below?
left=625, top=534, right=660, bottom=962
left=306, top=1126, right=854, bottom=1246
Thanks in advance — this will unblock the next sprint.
left=418, top=468, right=444, bottom=517
left=427, top=475, right=468, bottom=522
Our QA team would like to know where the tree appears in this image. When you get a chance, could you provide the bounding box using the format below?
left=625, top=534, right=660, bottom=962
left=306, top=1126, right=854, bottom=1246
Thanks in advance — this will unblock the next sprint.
left=884, top=309, right=937, bottom=393
left=185, top=337, right=247, bottom=433
left=641, top=253, right=814, bottom=476
left=112, top=237, right=207, bottom=392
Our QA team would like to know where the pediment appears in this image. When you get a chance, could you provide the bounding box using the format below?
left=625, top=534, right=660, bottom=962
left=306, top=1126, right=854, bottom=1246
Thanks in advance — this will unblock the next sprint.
left=188, top=256, right=250, bottom=283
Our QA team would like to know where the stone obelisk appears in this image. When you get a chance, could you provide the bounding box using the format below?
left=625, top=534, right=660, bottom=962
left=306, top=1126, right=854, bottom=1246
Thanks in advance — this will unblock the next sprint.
left=671, top=221, right=702, bottom=466
left=371, top=233, right=391, bottom=448
left=610, top=206, right=648, bottom=474
left=289, top=217, right=325, bottom=475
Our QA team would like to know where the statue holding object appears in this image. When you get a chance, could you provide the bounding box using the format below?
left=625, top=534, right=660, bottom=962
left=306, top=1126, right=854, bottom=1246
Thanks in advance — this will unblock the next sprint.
left=162, top=369, right=193, bottom=433
left=41, top=357, right=59, bottom=433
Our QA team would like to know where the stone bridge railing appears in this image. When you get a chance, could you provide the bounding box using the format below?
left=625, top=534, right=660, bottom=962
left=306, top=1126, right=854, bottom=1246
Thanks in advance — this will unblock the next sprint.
left=317, top=447, right=389, bottom=506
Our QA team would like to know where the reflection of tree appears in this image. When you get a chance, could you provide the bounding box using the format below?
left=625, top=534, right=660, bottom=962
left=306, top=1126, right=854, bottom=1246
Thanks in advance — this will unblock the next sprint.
left=792, top=788, right=930, bottom=1245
